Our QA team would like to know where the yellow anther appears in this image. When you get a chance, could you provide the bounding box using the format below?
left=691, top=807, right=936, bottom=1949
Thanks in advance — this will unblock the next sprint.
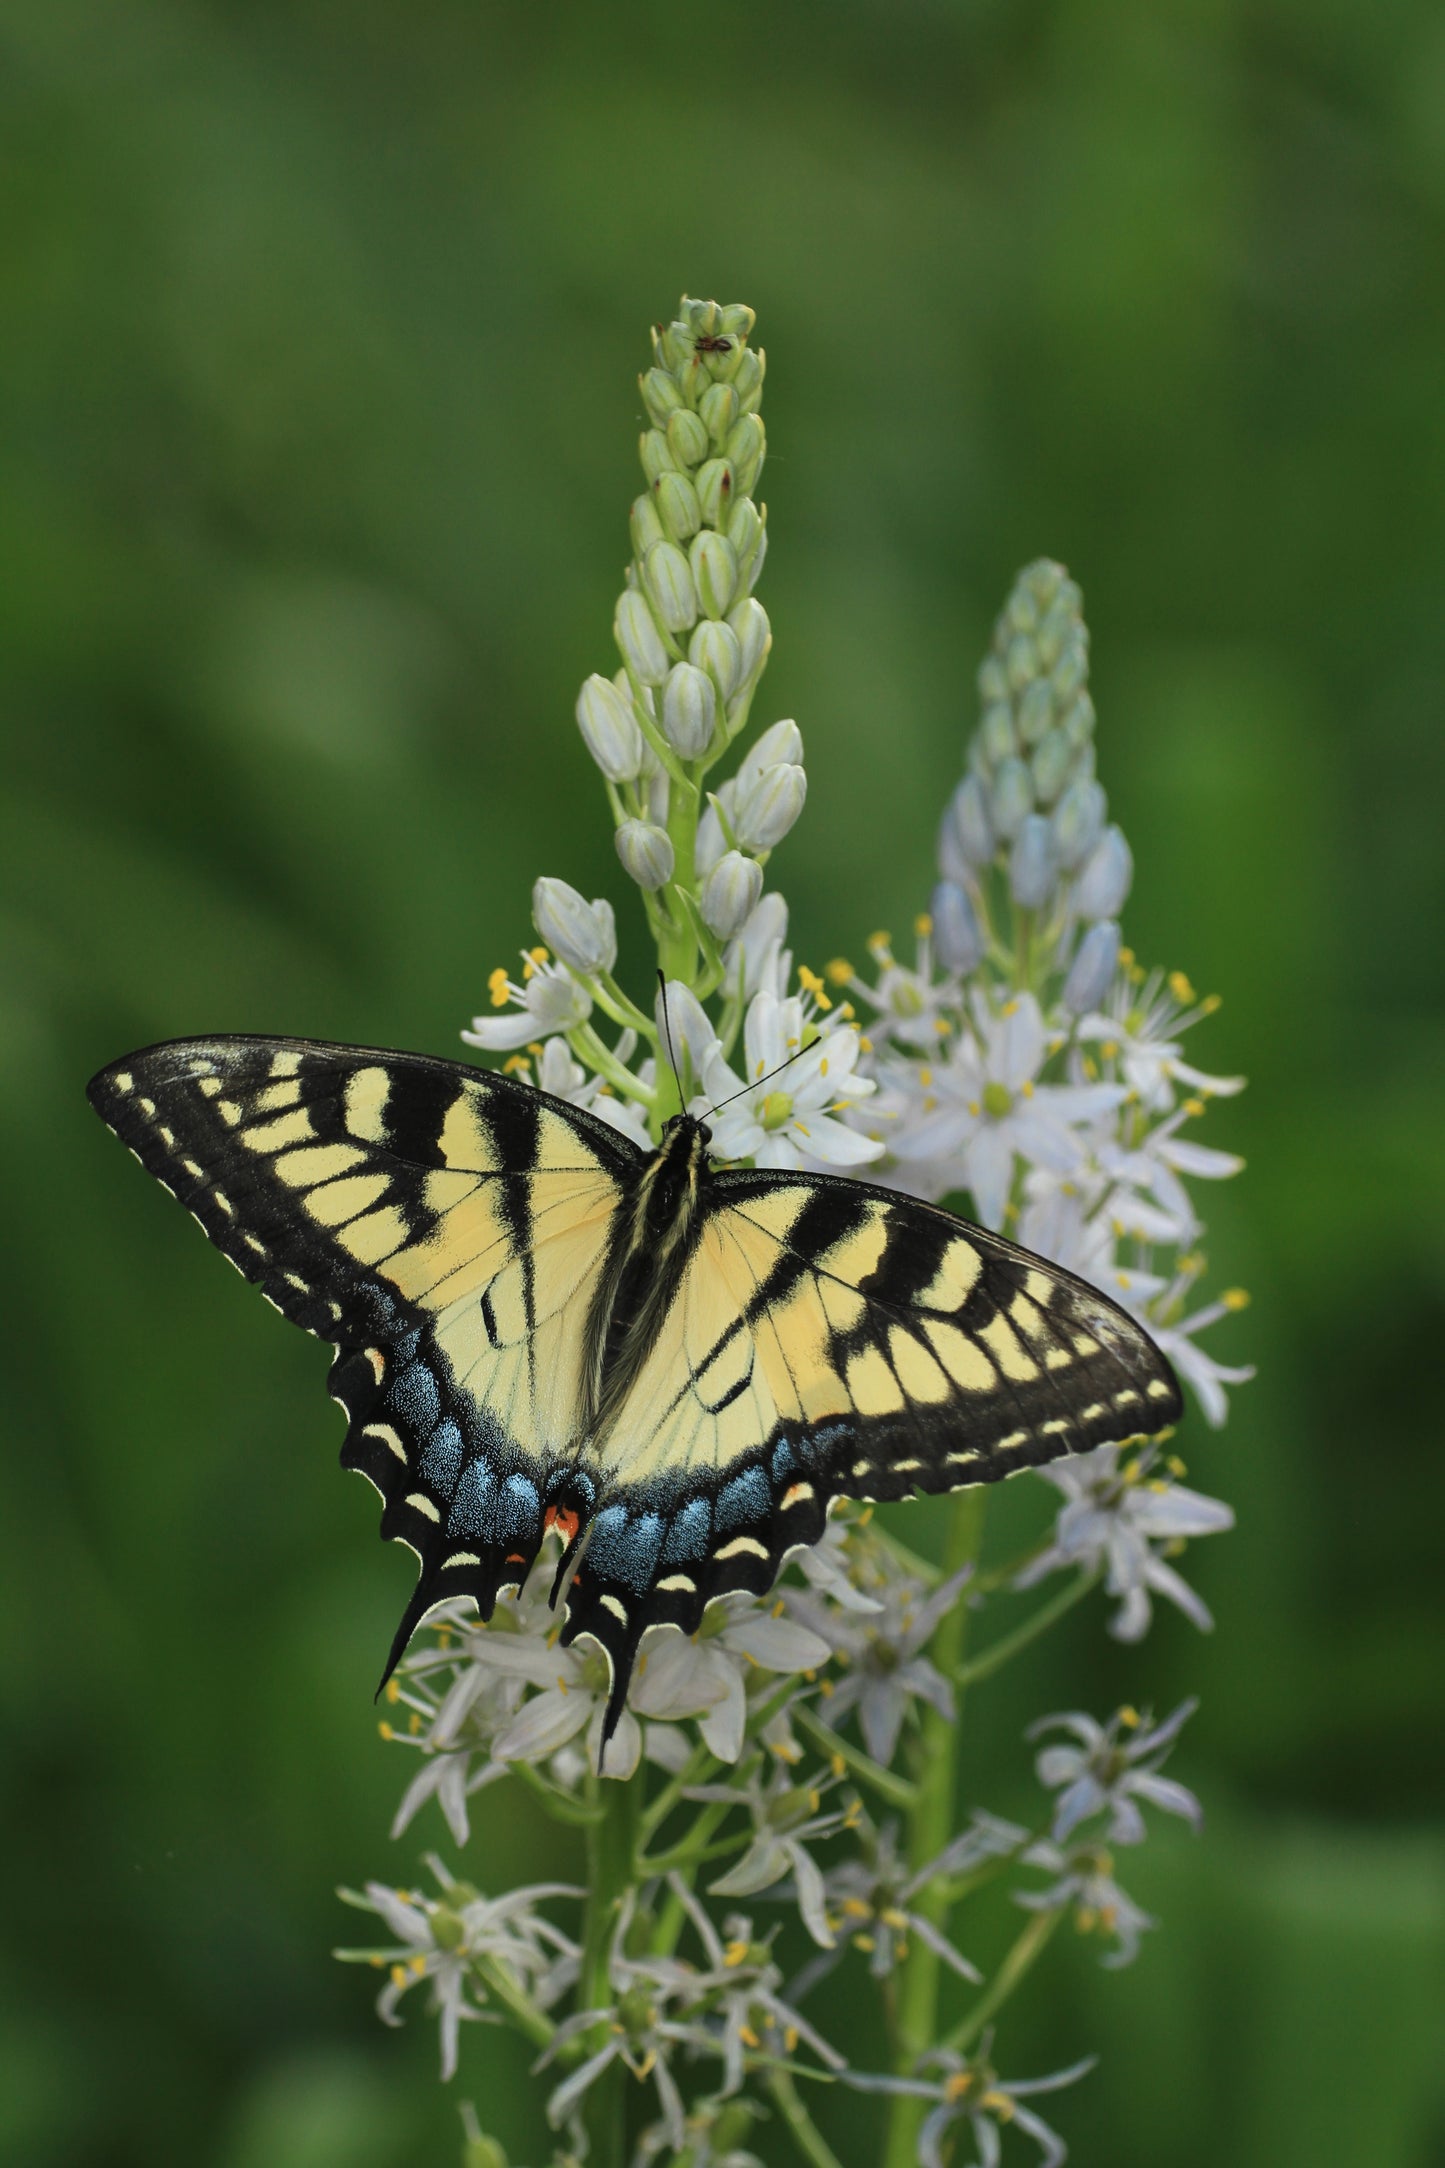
left=830, top=1752, right=846, bottom=1779
left=487, top=966, right=511, bottom=1008
left=1075, top=1906, right=1097, bottom=1934
left=914, top=912, right=934, bottom=937
left=526, top=1042, right=544, bottom=1058
left=859, top=1036, right=873, bottom=1054
left=368, top=1953, right=384, bottom=1968
left=841, top=1897, right=871, bottom=1919
left=868, top=930, right=892, bottom=952
left=982, top=2091, right=1015, bottom=2122
left=853, top=1933, right=875, bottom=1952
left=556, top=1675, right=569, bottom=1694
left=1115, top=1273, right=1131, bottom=1291
left=880, top=1907, right=910, bottom=1931
left=771, top=1598, right=785, bottom=1617
left=918, top=1067, right=933, bottom=1087
left=503, top=1054, right=531, bottom=1075
left=1166, top=1454, right=1187, bottom=1477
left=921, top=1095, right=938, bottom=1113
left=1223, top=1287, right=1250, bottom=1310
left=1177, top=1251, right=1204, bottom=1275
left=818, top=1676, right=834, bottom=1698
left=837, top=1000, right=856, bottom=1020
left=808, top=1789, right=821, bottom=1813
left=385, top=1679, right=401, bottom=1704
left=390, top=1961, right=409, bottom=1988
left=785, top=2025, right=799, bottom=2052
left=1202, top=992, right=1222, bottom=1013
left=1020, top=1078, right=1035, bottom=1097
left=944, top=2073, right=974, bottom=2102
left=934, top=1017, right=949, bottom=1036
left=738, top=2023, right=760, bottom=2049
left=724, top=1939, right=750, bottom=1968
left=798, top=964, right=832, bottom=1010
left=408, top=1712, right=421, bottom=1734
left=1168, top=970, right=1197, bottom=1004
left=409, top=1953, right=427, bottom=1976
left=826, top=958, right=854, bottom=985
left=1118, top=1704, right=1140, bottom=1728
left=1099, top=1905, right=1118, bottom=1933
left=1081, top=1054, right=1099, bottom=1080
left=1183, top=1096, right=1206, bottom=1118
left=1101, top=1038, right=1119, bottom=1060
left=1002, top=998, right=1019, bottom=1017
left=968, top=1100, right=982, bottom=1118
left=378, top=1720, right=394, bottom=1741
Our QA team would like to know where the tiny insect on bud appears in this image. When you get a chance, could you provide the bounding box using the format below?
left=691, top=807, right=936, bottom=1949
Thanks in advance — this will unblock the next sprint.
left=653, top=469, right=702, bottom=544
left=575, top=673, right=644, bottom=782
left=643, top=540, right=698, bottom=633
left=930, top=879, right=983, bottom=973
left=1062, top=919, right=1121, bottom=1013
left=690, top=529, right=738, bottom=619
left=1075, top=824, right=1133, bottom=919
left=614, top=819, right=675, bottom=891
left=614, top=588, right=671, bottom=686
left=661, top=662, right=717, bottom=759
left=700, top=849, right=764, bottom=938
left=1009, top=813, right=1057, bottom=909
left=735, top=761, right=806, bottom=851
left=531, top=879, right=617, bottom=976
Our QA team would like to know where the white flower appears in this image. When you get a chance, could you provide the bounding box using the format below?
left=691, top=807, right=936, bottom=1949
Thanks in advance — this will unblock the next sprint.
left=1144, top=1285, right=1256, bottom=1428
left=723, top=892, right=792, bottom=1003
left=463, top=952, right=591, bottom=1052
left=786, top=1558, right=973, bottom=1767
left=632, top=1598, right=831, bottom=1762
left=788, top=1514, right=885, bottom=1614
left=800, top=1816, right=986, bottom=1986
left=846, top=2041, right=1096, bottom=2168
left=1017, top=1837, right=1157, bottom=1968
left=889, top=993, right=1124, bottom=1228
left=1030, top=1701, right=1201, bottom=1845
left=698, top=991, right=880, bottom=1169
left=836, top=923, right=960, bottom=1053
left=1075, top=967, right=1244, bottom=1115
left=1015, top=1442, right=1234, bottom=1640
left=531, top=1034, right=655, bottom=1151
left=691, top=1766, right=862, bottom=1946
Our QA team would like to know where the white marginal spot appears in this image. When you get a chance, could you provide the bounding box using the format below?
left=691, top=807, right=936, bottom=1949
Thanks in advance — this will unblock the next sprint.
left=1081, top=1403, right=1106, bottom=1422
left=780, top=1482, right=815, bottom=1508
left=851, top=1459, right=873, bottom=1479
left=182, top=1159, right=203, bottom=1180
left=284, top=1272, right=308, bottom=1293
left=892, top=1458, right=923, bottom=1473
left=1114, top=1388, right=1142, bottom=1408
left=219, top=1102, right=242, bottom=1127
left=715, top=1535, right=769, bottom=1562
left=157, top=1125, right=174, bottom=1147
left=213, top=1191, right=234, bottom=1215
left=1040, top=1418, right=1072, bottom=1437
left=114, top=1072, right=134, bottom=1094
left=444, top=1551, right=481, bottom=1569
left=1045, top=1346, right=1074, bottom=1369
left=405, top=1492, right=440, bottom=1521
left=600, top=1593, right=629, bottom=1622
left=996, top=1430, right=1029, bottom=1452
left=243, top=1234, right=267, bottom=1256
left=198, top=1076, right=221, bottom=1098
left=1146, top=1379, right=1172, bottom=1400
left=946, top=1449, right=980, bottom=1467
left=365, top=1348, right=385, bottom=1383
left=137, top=1098, right=155, bottom=1117
left=658, top=1573, right=695, bottom=1592
left=364, top=1423, right=407, bottom=1462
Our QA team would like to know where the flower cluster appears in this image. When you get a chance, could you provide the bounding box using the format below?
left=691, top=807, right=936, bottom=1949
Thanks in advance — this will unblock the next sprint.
left=332, top=302, right=1247, bottom=2168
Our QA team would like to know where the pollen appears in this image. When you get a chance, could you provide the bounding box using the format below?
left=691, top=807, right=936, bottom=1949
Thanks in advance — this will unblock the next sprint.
left=378, top=1720, right=394, bottom=1741
left=798, top=964, right=832, bottom=1010
left=1119, top=1704, right=1140, bottom=1728
left=503, top=1054, right=531, bottom=1075
left=914, top=912, right=933, bottom=937
left=1223, top=1287, right=1250, bottom=1310
left=390, top=1961, right=409, bottom=1988
left=1183, top=1095, right=1206, bottom=1118
left=826, top=958, right=854, bottom=985
left=1168, top=970, right=1197, bottom=1004
left=724, top=1939, right=750, bottom=1967
left=487, top=967, right=510, bottom=1008
left=385, top=1679, right=400, bottom=1703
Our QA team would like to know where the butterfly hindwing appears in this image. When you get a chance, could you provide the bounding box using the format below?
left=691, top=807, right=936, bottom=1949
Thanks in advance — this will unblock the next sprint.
left=88, top=1037, right=637, bottom=1651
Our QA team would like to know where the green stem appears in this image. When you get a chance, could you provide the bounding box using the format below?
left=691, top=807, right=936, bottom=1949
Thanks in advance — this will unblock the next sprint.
left=791, top=1705, right=918, bottom=1810
left=579, top=1772, right=640, bottom=2168
left=943, top=1905, right=1064, bottom=2055
left=767, top=2068, right=845, bottom=2168
left=954, top=1569, right=1099, bottom=1689
left=883, top=1489, right=987, bottom=2168
left=472, top=1952, right=557, bottom=2053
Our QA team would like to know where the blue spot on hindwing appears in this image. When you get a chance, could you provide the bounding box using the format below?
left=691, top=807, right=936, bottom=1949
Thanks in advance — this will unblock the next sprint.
left=496, top=1473, right=540, bottom=1542
left=420, top=1420, right=463, bottom=1496
left=448, top=1457, right=495, bottom=1539
left=770, top=1435, right=797, bottom=1485
left=717, top=1466, right=770, bottom=1531
left=589, top=1506, right=664, bottom=1592
left=661, top=1497, right=711, bottom=1564
left=390, top=1361, right=440, bottom=1434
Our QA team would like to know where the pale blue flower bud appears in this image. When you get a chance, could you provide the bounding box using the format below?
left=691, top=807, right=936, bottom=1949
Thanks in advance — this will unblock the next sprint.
left=615, top=819, right=675, bottom=890
left=644, top=541, right=697, bottom=633
left=1009, top=813, right=1056, bottom=909
left=728, top=597, right=770, bottom=686
left=700, top=850, right=763, bottom=939
left=930, top=879, right=983, bottom=973
left=980, top=702, right=1016, bottom=769
left=695, top=457, right=734, bottom=528
left=947, top=774, right=994, bottom=866
left=689, top=619, right=742, bottom=702
left=735, top=762, right=806, bottom=850
left=640, top=428, right=678, bottom=485
left=738, top=717, right=803, bottom=792
left=725, top=413, right=765, bottom=494
left=690, top=530, right=737, bottom=619
left=1075, top=824, right=1133, bottom=919
left=654, top=978, right=717, bottom=1075
left=653, top=469, right=701, bottom=544
left=700, top=380, right=739, bottom=448
left=576, top=673, right=644, bottom=782
left=666, top=408, right=709, bottom=470
left=629, top=491, right=666, bottom=559
left=531, top=878, right=617, bottom=975
left=1062, top=920, right=1120, bottom=1014
left=990, top=756, right=1034, bottom=841
left=640, top=367, right=683, bottom=428
left=695, top=797, right=726, bottom=877
left=1051, top=777, right=1107, bottom=870
left=1017, top=679, right=1054, bottom=747
left=661, top=662, right=716, bottom=758
left=614, top=588, right=670, bottom=686
left=1031, top=727, right=1073, bottom=805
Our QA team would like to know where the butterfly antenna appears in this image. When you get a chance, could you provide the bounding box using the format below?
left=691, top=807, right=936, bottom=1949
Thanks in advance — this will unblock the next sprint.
left=704, top=1040, right=811, bottom=1121
left=657, top=968, right=686, bottom=1104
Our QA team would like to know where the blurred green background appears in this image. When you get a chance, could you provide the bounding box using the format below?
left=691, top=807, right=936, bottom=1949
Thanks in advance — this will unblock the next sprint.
left=3, top=1, right=1443, bottom=2162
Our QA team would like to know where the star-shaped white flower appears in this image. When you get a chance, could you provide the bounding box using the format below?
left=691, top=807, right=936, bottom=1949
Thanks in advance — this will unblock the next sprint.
left=698, top=991, right=881, bottom=1170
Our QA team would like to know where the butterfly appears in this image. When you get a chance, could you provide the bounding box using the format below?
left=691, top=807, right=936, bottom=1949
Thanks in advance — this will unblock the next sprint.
left=88, top=1035, right=1182, bottom=1739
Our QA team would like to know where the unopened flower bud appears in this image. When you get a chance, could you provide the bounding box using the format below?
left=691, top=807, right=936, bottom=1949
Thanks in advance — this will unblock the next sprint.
left=1031, top=726, right=1073, bottom=805
left=690, top=530, right=737, bottom=619
left=735, top=761, right=806, bottom=850
left=743, top=522, right=768, bottom=592
left=615, top=819, right=675, bottom=891
left=462, top=2134, right=509, bottom=2168
left=725, top=413, right=766, bottom=494
left=1009, top=813, right=1056, bottom=909
left=700, top=380, right=739, bottom=448
left=946, top=774, right=994, bottom=867
left=654, top=978, right=717, bottom=1075
left=576, top=673, right=643, bottom=782
left=1060, top=689, right=1095, bottom=749
left=629, top=491, right=665, bottom=559
left=731, top=346, right=764, bottom=410
left=719, top=301, right=756, bottom=339
left=1062, top=920, right=1121, bottom=1014
left=614, top=587, right=670, bottom=685
left=1051, top=636, right=1088, bottom=704
left=979, top=702, right=1016, bottom=770
left=1017, top=679, right=1054, bottom=747
left=661, top=662, right=716, bottom=759
left=978, top=655, right=1008, bottom=705
left=738, top=717, right=803, bottom=792
left=930, top=880, right=983, bottom=973
left=695, top=456, right=734, bottom=528
left=639, top=428, right=677, bottom=485
left=683, top=296, right=721, bottom=339
left=728, top=496, right=764, bottom=580
left=659, top=319, right=693, bottom=372
left=695, top=797, right=726, bottom=877
left=640, top=367, right=683, bottom=428
left=653, top=469, right=701, bottom=544
left=1005, top=632, right=1038, bottom=692
left=1051, top=777, right=1107, bottom=870
left=644, top=541, right=697, bottom=633
left=531, top=878, right=617, bottom=976
left=1075, top=824, right=1133, bottom=919
left=700, top=850, right=763, bottom=938
left=728, top=597, right=770, bottom=687
left=666, top=407, right=709, bottom=470
left=689, top=619, right=742, bottom=702
left=990, top=755, right=1034, bottom=841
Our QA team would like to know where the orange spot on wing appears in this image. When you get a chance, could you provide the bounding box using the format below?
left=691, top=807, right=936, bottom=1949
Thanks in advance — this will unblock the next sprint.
left=544, top=1505, right=581, bottom=1545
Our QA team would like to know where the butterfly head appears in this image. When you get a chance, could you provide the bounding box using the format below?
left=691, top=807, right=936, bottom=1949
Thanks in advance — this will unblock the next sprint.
left=661, top=1111, right=712, bottom=1150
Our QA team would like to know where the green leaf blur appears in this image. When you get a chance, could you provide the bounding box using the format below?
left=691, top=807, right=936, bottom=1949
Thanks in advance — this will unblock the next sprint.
left=2, top=4, right=1442, bottom=2166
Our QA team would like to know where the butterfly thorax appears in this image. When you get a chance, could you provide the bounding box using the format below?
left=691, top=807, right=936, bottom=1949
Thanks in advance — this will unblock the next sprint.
left=585, top=1113, right=713, bottom=1441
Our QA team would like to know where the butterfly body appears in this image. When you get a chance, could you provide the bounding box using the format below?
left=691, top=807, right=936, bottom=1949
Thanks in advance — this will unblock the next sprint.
left=88, top=1036, right=1182, bottom=1735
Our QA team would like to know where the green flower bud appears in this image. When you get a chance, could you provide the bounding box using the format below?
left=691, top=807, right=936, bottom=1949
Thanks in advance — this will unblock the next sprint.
left=629, top=491, right=666, bottom=560
left=728, top=496, right=764, bottom=576
left=700, top=381, right=739, bottom=449
left=683, top=295, right=722, bottom=340
left=700, top=850, right=763, bottom=938
left=695, top=456, right=734, bottom=528
left=1035, top=597, right=1076, bottom=672
left=614, top=588, right=670, bottom=686
left=725, top=413, right=766, bottom=494
left=691, top=530, right=738, bottom=619
left=1060, top=689, right=1095, bottom=749
left=736, top=761, right=806, bottom=850
left=979, top=701, right=1016, bottom=770
left=1052, top=776, right=1107, bottom=869
left=1030, top=726, right=1073, bottom=805
left=1005, top=580, right=1040, bottom=635
left=462, top=2139, right=508, bottom=2168
left=532, top=877, right=617, bottom=976
left=666, top=407, right=709, bottom=470
left=728, top=597, right=770, bottom=687
left=661, top=662, right=716, bottom=758
left=644, top=540, right=697, bottom=633
left=739, top=716, right=802, bottom=787
left=1005, top=632, right=1039, bottom=693
left=615, top=818, right=675, bottom=890
left=640, top=367, right=684, bottom=428
left=990, top=755, right=1034, bottom=840
left=576, top=673, right=644, bottom=782
left=1017, top=678, right=1054, bottom=747
left=653, top=469, right=701, bottom=544
left=978, top=654, right=1008, bottom=705
left=732, top=345, right=764, bottom=412
left=720, top=302, right=756, bottom=339
left=1051, top=636, right=1088, bottom=705
left=639, top=427, right=678, bottom=485
left=690, top=619, right=742, bottom=702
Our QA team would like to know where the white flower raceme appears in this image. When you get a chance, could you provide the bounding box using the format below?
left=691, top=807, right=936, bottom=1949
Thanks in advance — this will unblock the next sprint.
left=1015, top=1442, right=1234, bottom=1640
left=889, top=992, right=1124, bottom=1228
left=697, top=991, right=881, bottom=1170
